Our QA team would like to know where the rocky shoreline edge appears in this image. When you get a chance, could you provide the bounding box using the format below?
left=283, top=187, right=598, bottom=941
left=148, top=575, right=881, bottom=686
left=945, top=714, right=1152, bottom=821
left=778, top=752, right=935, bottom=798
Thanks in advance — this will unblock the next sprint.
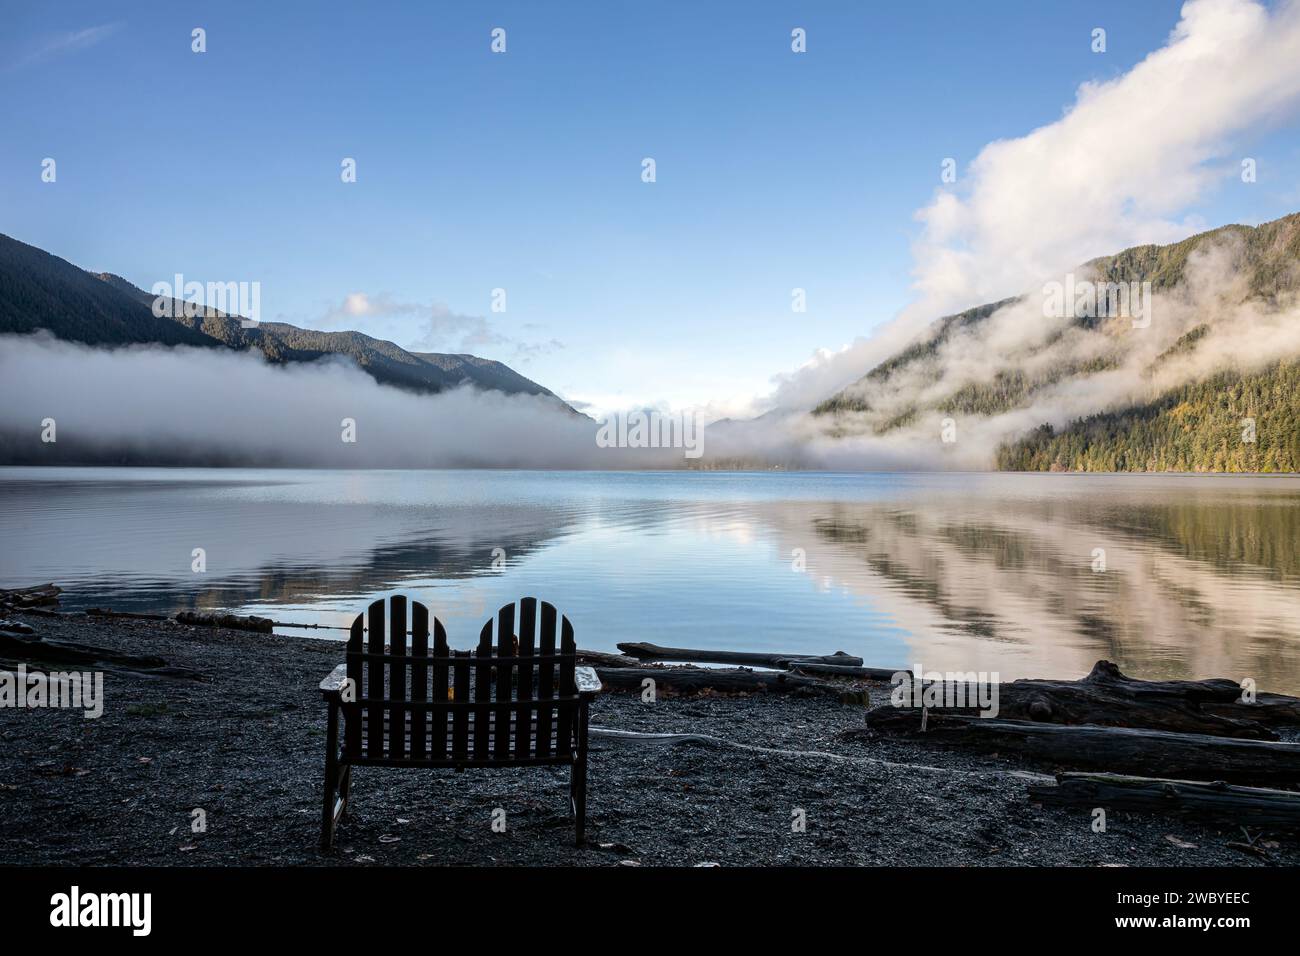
left=1, top=597, right=1297, bottom=867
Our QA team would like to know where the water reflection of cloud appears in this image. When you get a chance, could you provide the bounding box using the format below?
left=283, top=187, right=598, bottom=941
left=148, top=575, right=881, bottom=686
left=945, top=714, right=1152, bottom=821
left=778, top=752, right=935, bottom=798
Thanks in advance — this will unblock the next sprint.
left=4, top=469, right=1299, bottom=693
left=742, top=493, right=1300, bottom=692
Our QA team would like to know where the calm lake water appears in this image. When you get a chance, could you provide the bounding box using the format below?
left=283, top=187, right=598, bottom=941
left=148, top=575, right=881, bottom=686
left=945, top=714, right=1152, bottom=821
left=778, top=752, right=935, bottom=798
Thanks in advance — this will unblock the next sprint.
left=3, top=467, right=1299, bottom=691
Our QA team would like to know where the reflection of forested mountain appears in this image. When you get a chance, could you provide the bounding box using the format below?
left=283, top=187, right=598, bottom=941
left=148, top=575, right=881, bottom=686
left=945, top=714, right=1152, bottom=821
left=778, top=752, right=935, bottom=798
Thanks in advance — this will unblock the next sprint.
left=0, top=475, right=580, bottom=617
left=169, top=524, right=565, bottom=618
left=740, top=490, right=1300, bottom=691
left=1095, top=498, right=1300, bottom=579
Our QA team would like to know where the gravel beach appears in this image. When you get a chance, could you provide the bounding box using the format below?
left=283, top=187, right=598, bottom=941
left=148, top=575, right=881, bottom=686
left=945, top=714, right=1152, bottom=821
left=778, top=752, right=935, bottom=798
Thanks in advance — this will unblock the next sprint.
left=1, top=611, right=1296, bottom=867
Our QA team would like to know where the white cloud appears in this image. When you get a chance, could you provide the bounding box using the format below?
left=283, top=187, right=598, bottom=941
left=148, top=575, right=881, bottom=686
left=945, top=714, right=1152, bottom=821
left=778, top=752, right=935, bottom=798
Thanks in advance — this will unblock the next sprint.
left=321, top=292, right=424, bottom=325
left=318, top=293, right=562, bottom=358
left=0, top=335, right=682, bottom=468
left=911, top=0, right=1300, bottom=316
left=8, top=23, right=120, bottom=72
left=759, top=0, right=1300, bottom=415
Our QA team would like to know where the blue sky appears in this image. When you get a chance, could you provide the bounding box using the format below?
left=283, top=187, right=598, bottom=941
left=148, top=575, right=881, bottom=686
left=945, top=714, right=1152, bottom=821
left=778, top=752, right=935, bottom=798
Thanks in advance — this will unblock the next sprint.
left=4, top=0, right=1300, bottom=415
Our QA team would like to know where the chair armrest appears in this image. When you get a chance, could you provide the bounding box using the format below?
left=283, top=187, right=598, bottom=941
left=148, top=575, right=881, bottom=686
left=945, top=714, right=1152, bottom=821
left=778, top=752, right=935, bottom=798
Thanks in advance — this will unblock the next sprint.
left=574, top=666, right=602, bottom=696
left=320, top=664, right=348, bottom=698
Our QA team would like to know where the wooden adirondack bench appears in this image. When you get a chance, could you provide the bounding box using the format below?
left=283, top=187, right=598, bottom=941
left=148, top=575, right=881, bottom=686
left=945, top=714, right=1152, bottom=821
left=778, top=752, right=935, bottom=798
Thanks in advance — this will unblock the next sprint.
left=319, top=595, right=602, bottom=850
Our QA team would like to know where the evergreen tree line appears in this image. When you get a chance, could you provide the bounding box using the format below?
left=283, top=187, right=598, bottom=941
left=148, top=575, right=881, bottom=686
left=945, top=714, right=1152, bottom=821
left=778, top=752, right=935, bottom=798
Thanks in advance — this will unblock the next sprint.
left=996, top=361, right=1300, bottom=473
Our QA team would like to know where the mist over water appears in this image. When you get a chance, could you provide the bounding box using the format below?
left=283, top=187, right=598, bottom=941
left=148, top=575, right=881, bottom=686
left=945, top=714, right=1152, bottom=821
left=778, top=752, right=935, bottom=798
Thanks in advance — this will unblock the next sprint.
left=4, top=467, right=1299, bottom=692
left=0, top=334, right=688, bottom=469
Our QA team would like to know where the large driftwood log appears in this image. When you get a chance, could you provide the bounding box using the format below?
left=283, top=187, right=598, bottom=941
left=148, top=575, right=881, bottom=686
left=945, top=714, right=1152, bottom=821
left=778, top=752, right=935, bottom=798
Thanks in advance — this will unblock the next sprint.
left=1041, top=662, right=1299, bottom=726
left=888, top=660, right=1297, bottom=739
left=594, top=665, right=867, bottom=702
left=617, top=642, right=863, bottom=669
left=1005, top=661, right=1299, bottom=733
left=852, top=712, right=1300, bottom=784
left=1028, top=773, right=1300, bottom=828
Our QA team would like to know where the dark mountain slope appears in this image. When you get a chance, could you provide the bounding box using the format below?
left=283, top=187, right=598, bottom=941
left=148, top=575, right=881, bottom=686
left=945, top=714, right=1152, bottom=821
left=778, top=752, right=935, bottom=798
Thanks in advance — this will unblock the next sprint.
left=0, top=235, right=217, bottom=348
left=0, top=233, right=571, bottom=408
left=813, top=213, right=1300, bottom=422
left=808, top=212, right=1300, bottom=472
left=88, top=271, right=565, bottom=402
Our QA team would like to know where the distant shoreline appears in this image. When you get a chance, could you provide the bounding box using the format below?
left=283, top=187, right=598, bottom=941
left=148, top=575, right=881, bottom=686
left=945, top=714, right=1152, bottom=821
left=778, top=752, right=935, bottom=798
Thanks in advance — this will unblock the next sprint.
left=2, top=461, right=1299, bottom=476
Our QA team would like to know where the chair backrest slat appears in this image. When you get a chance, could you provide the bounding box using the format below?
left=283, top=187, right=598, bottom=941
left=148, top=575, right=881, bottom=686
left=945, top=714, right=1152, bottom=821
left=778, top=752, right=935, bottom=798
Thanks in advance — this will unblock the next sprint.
left=527, top=598, right=550, bottom=758
left=431, top=619, right=449, bottom=760
left=344, top=615, right=364, bottom=756
left=367, top=599, right=386, bottom=758
left=494, top=603, right=515, bottom=759
left=473, top=621, right=493, bottom=758
left=388, top=595, right=408, bottom=760
left=452, top=650, right=470, bottom=758
left=514, top=598, right=537, bottom=759
left=546, top=602, right=572, bottom=756
left=560, top=616, right=576, bottom=688
left=341, top=596, right=579, bottom=766
left=409, top=601, right=429, bottom=760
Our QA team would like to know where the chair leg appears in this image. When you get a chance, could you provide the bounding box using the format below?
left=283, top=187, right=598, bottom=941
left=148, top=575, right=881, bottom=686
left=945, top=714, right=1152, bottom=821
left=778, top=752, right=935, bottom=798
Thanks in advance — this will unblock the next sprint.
left=338, top=765, right=352, bottom=819
left=569, top=757, right=587, bottom=846
left=320, top=759, right=338, bottom=851
left=571, top=700, right=590, bottom=846
left=321, top=700, right=341, bottom=852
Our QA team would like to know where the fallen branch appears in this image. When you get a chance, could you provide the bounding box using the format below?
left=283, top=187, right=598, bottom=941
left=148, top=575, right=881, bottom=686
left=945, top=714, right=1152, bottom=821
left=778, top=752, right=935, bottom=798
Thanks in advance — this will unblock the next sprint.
left=788, top=662, right=907, bottom=681
left=616, top=641, right=863, bottom=669
left=1028, top=772, right=1300, bottom=828
left=87, top=608, right=169, bottom=622
left=576, top=649, right=642, bottom=668
left=175, top=611, right=274, bottom=634
left=594, top=665, right=868, bottom=703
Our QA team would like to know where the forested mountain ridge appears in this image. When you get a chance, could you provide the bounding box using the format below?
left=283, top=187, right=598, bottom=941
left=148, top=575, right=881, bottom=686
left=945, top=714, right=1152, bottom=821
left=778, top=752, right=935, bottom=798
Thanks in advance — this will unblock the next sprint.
left=0, top=235, right=218, bottom=348
left=996, top=360, right=1300, bottom=472
left=812, top=299, right=1017, bottom=418
left=810, top=213, right=1300, bottom=472
left=0, top=233, right=570, bottom=407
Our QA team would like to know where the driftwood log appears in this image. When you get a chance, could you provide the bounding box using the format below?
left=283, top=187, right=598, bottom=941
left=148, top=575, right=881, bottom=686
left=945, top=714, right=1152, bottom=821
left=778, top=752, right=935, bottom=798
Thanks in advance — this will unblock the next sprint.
left=1000, top=661, right=1298, bottom=735
left=0, top=584, right=62, bottom=609
left=788, top=661, right=907, bottom=680
left=174, top=611, right=274, bottom=634
left=886, top=660, right=1298, bottom=739
left=1028, top=772, right=1300, bottom=827
left=575, top=649, right=641, bottom=668
left=851, top=713, right=1300, bottom=785
left=0, top=632, right=204, bottom=680
left=617, top=642, right=864, bottom=669
left=594, top=665, right=868, bottom=703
